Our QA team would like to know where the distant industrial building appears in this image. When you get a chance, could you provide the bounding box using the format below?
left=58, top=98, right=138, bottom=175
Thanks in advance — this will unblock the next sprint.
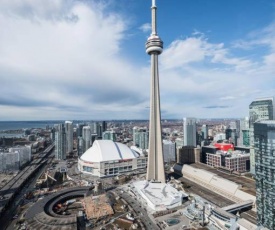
left=0, top=146, right=31, bottom=172
left=183, top=117, right=197, bottom=147
left=254, top=120, right=275, bottom=229
left=78, top=140, right=147, bottom=177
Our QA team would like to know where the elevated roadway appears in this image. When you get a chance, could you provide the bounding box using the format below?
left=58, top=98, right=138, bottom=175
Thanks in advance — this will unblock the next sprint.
left=222, top=200, right=254, bottom=213
left=0, top=144, right=54, bottom=229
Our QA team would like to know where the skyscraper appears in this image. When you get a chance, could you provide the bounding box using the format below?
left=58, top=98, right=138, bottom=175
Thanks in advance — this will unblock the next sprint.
left=103, top=130, right=116, bottom=141
left=76, top=123, right=85, bottom=137
left=146, top=0, right=165, bottom=183
left=55, top=124, right=66, bottom=160
left=133, top=127, right=149, bottom=150
left=102, top=121, right=107, bottom=133
left=163, top=140, right=176, bottom=163
left=249, top=97, right=274, bottom=174
left=65, top=121, right=73, bottom=154
left=183, top=118, right=197, bottom=147
left=82, top=126, right=91, bottom=153
left=249, top=97, right=274, bottom=146
left=240, top=117, right=250, bottom=146
left=201, top=124, right=208, bottom=140
left=254, top=120, right=275, bottom=229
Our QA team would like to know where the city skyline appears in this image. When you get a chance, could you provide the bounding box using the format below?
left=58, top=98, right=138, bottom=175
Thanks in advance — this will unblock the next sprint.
left=0, top=0, right=275, bottom=121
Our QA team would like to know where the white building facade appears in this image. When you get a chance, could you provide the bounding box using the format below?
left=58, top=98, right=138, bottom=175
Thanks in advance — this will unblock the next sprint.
left=78, top=140, right=147, bottom=177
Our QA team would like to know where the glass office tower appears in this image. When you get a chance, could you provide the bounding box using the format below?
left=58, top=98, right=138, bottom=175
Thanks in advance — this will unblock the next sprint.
left=249, top=97, right=274, bottom=174
left=254, top=120, right=275, bottom=229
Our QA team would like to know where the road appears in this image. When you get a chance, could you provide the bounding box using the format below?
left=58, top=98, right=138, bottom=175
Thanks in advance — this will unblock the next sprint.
left=115, top=188, right=159, bottom=230
left=4, top=153, right=54, bottom=230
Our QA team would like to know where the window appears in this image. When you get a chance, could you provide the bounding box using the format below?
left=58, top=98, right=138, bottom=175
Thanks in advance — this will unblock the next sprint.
left=83, top=166, right=93, bottom=172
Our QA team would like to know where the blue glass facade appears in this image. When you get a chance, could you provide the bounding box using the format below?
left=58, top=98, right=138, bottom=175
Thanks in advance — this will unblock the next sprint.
left=254, top=121, right=275, bottom=229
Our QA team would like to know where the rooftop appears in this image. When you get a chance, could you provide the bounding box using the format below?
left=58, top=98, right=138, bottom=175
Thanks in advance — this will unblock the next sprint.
left=80, top=140, right=138, bottom=163
left=133, top=180, right=182, bottom=207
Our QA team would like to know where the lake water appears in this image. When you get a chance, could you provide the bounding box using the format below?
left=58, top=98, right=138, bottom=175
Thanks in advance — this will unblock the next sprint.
left=0, top=121, right=63, bottom=131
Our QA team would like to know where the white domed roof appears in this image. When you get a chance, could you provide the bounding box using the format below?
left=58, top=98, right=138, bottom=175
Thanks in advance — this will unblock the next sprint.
left=80, top=140, right=139, bottom=163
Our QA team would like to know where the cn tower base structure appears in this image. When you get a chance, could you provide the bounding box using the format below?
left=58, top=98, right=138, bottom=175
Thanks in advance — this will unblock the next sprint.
left=133, top=0, right=184, bottom=212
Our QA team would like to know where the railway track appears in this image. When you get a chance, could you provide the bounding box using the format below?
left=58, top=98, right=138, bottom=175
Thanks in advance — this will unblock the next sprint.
left=0, top=144, right=55, bottom=218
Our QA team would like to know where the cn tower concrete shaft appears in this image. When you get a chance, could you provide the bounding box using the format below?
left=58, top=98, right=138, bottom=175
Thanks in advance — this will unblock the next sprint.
left=146, top=0, right=165, bottom=183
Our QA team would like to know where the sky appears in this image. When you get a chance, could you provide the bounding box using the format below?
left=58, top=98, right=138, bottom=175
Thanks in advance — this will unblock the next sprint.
left=0, top=0, right=275, bottom=121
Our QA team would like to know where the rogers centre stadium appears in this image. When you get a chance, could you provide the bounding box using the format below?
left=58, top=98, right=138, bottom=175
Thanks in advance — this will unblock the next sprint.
left=78, top=140, right=147, bottom=177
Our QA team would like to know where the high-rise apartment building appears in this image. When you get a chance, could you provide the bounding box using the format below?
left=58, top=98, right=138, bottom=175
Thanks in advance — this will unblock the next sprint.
left=103, top=131, right=116, bottom=141
left=65, top=121, right=73, bottom=154
left=89, top=122, right=97, bottom=134
left=249, top=97, right=274, bottom=174
left=163, top=140, right=176, bottom=163
left=183, top=118, right=197, bottom=147
left=89, top=122, right=103, bottom=137
left=133, top=127, right=149, bottom=150
left=240, top=117, right=250, bottom=146
left=254, top=121, right=275, bottom=229
left=82, top=126, right=91, bottom=153
left=76, top=123, right=85, bottom=137
left=55, top=124, right=66, bottom=160
left=249, top=97, right=274, bottom=146
left=225, top=127, right=238, bottom=145
left=201, top=124, right=208, bottom=140
left=77, top=137, right=84, bottom=157
left=102, top=121, right=107, bottom=133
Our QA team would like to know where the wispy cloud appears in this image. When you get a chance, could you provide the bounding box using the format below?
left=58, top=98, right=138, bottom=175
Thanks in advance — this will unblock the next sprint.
left=0, top=1, right=274, bottom=120
left=220, top=96, right=236, bottom=101
left=139, top=23, right=151, bottom=33
left=203, top=106, right=231, bottom=109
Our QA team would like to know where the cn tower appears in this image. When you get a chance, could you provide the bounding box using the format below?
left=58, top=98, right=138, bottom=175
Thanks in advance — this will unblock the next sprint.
left=146, top=0, right=165, bottom=183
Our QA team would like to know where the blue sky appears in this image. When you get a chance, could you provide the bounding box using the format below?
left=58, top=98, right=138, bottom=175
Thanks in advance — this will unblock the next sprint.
left=0, top=0, right=275, bottom=120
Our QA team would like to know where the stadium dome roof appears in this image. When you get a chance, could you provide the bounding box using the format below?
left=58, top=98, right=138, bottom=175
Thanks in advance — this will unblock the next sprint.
left=80, top=140, right=139, bottom=163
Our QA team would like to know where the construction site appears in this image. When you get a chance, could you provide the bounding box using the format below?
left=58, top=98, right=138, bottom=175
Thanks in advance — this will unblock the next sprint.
left=9, top=158, right=145, bottom=230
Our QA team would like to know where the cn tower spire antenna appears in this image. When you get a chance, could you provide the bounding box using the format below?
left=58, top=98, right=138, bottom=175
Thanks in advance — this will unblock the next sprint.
left=146, top=0, right=165, bottom=183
